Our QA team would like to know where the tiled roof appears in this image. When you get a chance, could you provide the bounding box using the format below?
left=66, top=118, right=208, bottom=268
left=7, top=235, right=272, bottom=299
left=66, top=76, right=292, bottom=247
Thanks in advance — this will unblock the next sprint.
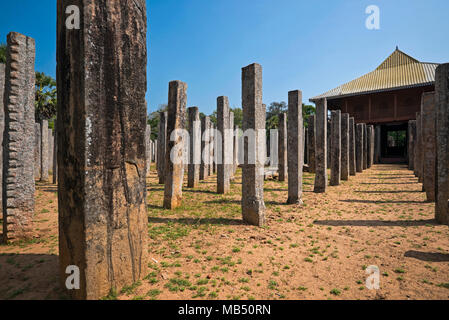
left=310, top=49, right=438, bottom=101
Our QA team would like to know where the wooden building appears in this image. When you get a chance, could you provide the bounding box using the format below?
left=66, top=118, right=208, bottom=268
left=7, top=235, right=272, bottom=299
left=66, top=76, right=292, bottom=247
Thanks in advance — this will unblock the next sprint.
left=310, top=48, right=438, bottom=163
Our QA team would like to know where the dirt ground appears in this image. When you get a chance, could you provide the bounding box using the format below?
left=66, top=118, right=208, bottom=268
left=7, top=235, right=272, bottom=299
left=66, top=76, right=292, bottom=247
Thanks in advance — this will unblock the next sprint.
left=0, top=164, right=448, bottom=300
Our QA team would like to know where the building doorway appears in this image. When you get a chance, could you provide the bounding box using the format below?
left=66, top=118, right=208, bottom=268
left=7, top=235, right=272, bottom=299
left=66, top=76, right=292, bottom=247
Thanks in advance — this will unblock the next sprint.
left=380, top=123, right=408, bottom=163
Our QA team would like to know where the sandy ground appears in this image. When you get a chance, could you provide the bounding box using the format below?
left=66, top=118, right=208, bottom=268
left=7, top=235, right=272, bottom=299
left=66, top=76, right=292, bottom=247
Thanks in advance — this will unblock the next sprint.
left=0, top=164, right=448, bottom=300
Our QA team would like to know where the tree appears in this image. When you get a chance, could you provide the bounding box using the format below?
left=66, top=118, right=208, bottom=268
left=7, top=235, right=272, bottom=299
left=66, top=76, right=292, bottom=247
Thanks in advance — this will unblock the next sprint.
left=303, top=104, right=316, bottom=128
left=35, top=72, right=57, bottom=124
left=147, top=104, right=167, bottom=141
left=0, top=43, right=6, bottom=64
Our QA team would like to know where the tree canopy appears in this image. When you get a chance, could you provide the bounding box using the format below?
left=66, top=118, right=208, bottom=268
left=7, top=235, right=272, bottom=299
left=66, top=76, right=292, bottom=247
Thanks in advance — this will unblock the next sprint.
left=0, top=43, right=6, bottom=64
left=35, top=71, right=57, bottom=124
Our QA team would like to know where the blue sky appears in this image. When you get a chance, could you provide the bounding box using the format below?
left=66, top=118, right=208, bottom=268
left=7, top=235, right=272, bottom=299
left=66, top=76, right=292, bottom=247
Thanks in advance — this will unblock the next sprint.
left=1, top=0, right=448, bottom=116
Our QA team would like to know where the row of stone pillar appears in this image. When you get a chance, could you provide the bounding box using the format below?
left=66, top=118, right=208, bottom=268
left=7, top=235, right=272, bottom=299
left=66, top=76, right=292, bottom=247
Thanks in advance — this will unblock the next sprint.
left=34, top=120, right=56, bottom=183
left=408, top=64, right=449, bottom=225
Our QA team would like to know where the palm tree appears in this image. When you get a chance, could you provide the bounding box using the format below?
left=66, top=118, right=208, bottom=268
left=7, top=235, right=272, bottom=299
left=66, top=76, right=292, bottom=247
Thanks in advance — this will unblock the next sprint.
left=35, top=71, right=57, bottom=124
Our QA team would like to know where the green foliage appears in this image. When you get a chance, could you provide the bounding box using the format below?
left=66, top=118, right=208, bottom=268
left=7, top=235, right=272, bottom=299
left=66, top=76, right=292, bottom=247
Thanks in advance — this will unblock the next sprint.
left=0, top=43, right=6, bottom=64
left=147, top=104, right=168, bottom=141
left=35, top=72, right=57, bottom=122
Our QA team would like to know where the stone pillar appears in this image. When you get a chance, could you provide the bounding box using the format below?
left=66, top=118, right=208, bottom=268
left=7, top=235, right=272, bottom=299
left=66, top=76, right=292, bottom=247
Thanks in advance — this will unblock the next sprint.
left=330, top=110, right=341, bottom=186
left=48, top=129, right=54, bottom=174
left=314, top=99, right=327, bottom=193
left=200, top=116, right=210, bottom=180
left=356, top=124, right=364, bottom=173
left=435, top=64, right=449, bottom=225
left=408, top=120, right=416, bottom=171
left=217, top=97, right=231, bottom=193
left=2, top=32, right=36, bottom=243
left=419, top=101, right=425, bottom=184
left=362, top=123, right=368, bottom=170
left=146, top=124, right=151, bottom=176
left=422, top=92, right=436, bottom=202
left=157, top=111, right=168, bottom=184
left=0, top=63, right=5, bottom=208
left=307, top=115, right=315, bottom=174
left=374, top=125, right=381, bottom=164
left=52, top=130, right=57, bottom=184
left=187, top=107, right=200, bottom=188
left=241, top=63, right=266, bottom=226
left=415, top=113, right=423, bottom=181
left=40, top=120, right=49, bottom=182
left=349, top=117, right=356, bottom=176
left=304, top=127, right=308, bottom=166
left=164, top=81, right=187, bottom=209
left=229, top=111, right=235, bottom=179
left=234, top=126, right=240, bottom=175
left=56, top=2, right=148, bottom=299
left=367, top=125, right=373, bottom=168
left=341, top=113, right=349, bottom=180
left=34, top=123, right=41, bottom=179
left=278, top=113, right=287, bottom=181
left=287, top=91, right=304, bottom=204
left=327, top=120, right=331, bottom=169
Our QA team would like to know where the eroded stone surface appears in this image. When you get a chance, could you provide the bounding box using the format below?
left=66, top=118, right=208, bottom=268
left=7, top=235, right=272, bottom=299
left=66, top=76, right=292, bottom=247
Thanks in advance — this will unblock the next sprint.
left=34, top=123, right=41, bottom=179
left=349, top=117, right=356, bottom=176
left=356, top=124, right=364, bottom=173
left=278, top=113, right=287, bottom=181
left=40, top=120, right=49, bottom=182
left=157, top=112, right=168, bottom=184
left=0, top=63, right=5, bottom=208
left=200, top=116, right=211, bottom=180
left=57, top=1, right=148, bottom=299
left=330, top=110, right=341, bottom=186
left=362, top=123, right=368, bottom=170
left=188, top=107, right=200, bottom=188
left=422, top=92, right=436, bottom=202
left=408, top=120, right=416, bottom=171
left=307, top=115, right=315, bottom=174
left=217, top=97, right=231, bottom=194
left=2, top=32, right=35, bottom=243
left=341, top=113, right=349, bottom=181
left=314, top=99, right=327, bottom=193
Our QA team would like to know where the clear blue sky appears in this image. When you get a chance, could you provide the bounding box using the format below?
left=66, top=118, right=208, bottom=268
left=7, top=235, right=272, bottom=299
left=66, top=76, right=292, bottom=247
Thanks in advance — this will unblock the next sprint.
left=1, top=0, right=448, bottom=116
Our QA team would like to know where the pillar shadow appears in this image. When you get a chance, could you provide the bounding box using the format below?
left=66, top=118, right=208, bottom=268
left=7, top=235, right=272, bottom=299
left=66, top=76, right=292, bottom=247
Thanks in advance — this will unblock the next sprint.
left=204, top=199, right=240, bottom=205
left=361, top=182, right=418, bottom=185
left=147, top=187, right=164, bottom=192
left=368, top=176, right=415, bottom=180
left=354, top=190, right=422, bottom=194
left=183, top=189, right=216, bottom=195
left=404, top=250, right=449, bottom=262
left=148, top=217, right=247, bottom=226
left=313, top=219, right=436, bottom=227
left=340, top=199, right=427, bottom=204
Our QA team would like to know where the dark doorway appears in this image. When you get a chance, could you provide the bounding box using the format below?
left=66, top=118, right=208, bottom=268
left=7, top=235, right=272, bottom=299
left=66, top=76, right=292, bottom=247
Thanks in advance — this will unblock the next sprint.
left=380, top=123, right=408, bottom=163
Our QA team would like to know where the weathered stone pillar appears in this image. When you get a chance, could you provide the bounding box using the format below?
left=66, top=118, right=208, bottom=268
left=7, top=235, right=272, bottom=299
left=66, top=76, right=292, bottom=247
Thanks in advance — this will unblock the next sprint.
left=213, top=123, right=218, bottom=174
left=435, top=64, right=449, bottom=225
left=287, top=91, right=304, bottom=204
left=349, top=117, right=356, bottom=176
left=356, top=124, right=364, bottom=173
left=146, top=124, right=151, bottom=176
left=229, top=111, right=235, bottom=179
left=56, top=1, right=148, bottom=299
left=408, top=120, right=416, bottom=171
left=48, top=129, right=54, bottom=174
left=0, top=63, right=5, bottom=207
left=374, top=125, right=381, bottom=164
left=367, top=125, right=373, bottom=168
left=34, top=123, right=41, bottom=179
left=157, top=111, right=168, bottom=184
left=217, top=97, right=231, bottom=193
left=327, top=120, right=331, bottom=169
left=304, top=127, right=308, bottom=167
left=330, top=110, right=341, bottom=186
left=362, top=123, right=368, bottom=170
left=40, top=120, right=49, bottom=182
left=341, top=113, right=349, bottom=180
left=314, top=99, right=328, bottom=193
left=415, top=113, right=423, bottom=181
left=2, top=32, right=35, bottom=243
left=200, top=116, right=210, bottom=180
left=234, top=126, right=240, bottom=175
left=187, top=107, right=200, bottom=188
left=52, top=130, right=57, bottom=184
left=421, top=92, right=436, bottom=202
left=307, top=115, right=315, bottom=174
left=241, top=63, right=266, bottom=226
left=278, top=113, right=287, bottom=181
left=164, top=81, right=187, bottom=209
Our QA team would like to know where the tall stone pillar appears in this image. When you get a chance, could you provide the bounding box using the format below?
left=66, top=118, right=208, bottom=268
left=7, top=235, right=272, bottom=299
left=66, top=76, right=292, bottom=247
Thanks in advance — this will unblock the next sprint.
left=307, top=115, right=315, bottom=174
left=0, top=63, right=5, bottom=207
left=157, top=111, right=168, bottom=184
left=278, top=113, right=287, bottom=181
left=314, top=99, right=327, bottom=193
left=356, top=124, right=364, bottom=173
left=188, top=107, right=201, bottom=188
left=2, top=32, right=35, bottom=243
left=52, top=130, right=57, bottom=184
left=217, top=97, right=231, bottom=194
left=367, top=125, right=373, bottom=168
left=233, top=126, right=240, bottom=175
left=435, top=64, right=449, bottom=225
left=200, top=116, right=210, bottom=180
left=362, top=123, right=368, bottom=170
left=34, top=123, right=41, bottom=179
left=56, top=1, right=148, bottom=299
left=415, top=113, right=423, bottom=181
left=327, top=120, right=331, bottom=169
left=209, top=124, right=215, bottom=176
left=330, top=110, right=341, bottom=186
left=229, top=111, right=235, bottom=179
left=341, top=113, right=349, bottom=180
left=40, top=120, right=49, bottom=182
left=287, top=91, right=304, bottom=204
left=241, top=63, right=266, bottom=226
left=349, top=117, right=356, bottom=176
left=164, top=81, right=187, bottom=209
left=146, top=124, right=151, bottom=176
left=422, top=92, right=436, bottom=202
left=48, top=129, right=54, bottom=174
left=374, top=125, right=381, bottom=164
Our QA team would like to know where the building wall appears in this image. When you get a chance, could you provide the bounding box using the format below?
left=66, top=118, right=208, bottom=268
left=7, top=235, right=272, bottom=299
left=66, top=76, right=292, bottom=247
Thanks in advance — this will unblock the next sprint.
left=327, top=85, right=434, bottom=124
